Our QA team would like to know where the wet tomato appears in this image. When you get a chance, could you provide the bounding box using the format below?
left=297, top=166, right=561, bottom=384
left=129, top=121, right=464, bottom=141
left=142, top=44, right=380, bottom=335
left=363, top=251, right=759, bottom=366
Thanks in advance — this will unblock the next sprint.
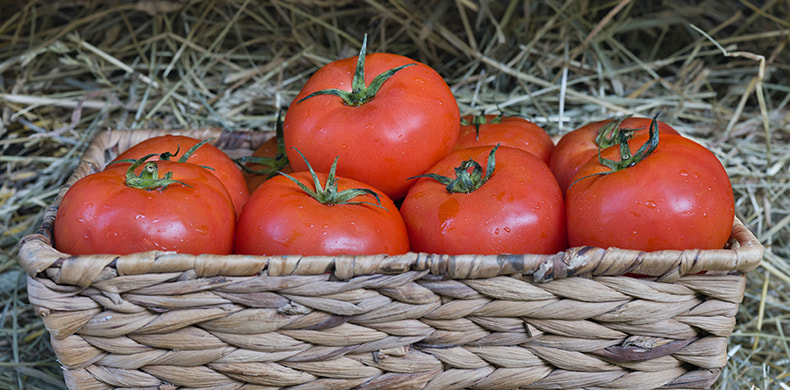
left=114, top=134, right=249, bottom=216
left=566, top=123, right=734, bottom=251
left=234, top=153, right=409, bottom=256
left=54, top=157, right=235, bottom=255
left=283, top=36, right=459, bottom=200
left=400, top=145, right=566, bottom=255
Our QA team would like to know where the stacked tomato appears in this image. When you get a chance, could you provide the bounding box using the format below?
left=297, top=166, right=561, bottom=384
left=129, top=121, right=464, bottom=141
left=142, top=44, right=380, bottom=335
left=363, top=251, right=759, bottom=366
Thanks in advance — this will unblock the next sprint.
left=54, top=37, right=735, bottom=257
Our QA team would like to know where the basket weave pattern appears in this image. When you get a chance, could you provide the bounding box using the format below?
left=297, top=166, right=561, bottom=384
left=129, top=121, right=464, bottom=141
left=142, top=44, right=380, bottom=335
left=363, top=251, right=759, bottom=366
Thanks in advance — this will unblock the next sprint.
left=18, top=128, right=763, bottom=389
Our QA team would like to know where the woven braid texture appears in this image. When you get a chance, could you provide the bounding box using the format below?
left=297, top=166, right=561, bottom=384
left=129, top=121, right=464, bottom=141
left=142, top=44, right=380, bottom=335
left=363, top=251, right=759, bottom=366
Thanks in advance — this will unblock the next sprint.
left=18, top=128, right=764, bottom=390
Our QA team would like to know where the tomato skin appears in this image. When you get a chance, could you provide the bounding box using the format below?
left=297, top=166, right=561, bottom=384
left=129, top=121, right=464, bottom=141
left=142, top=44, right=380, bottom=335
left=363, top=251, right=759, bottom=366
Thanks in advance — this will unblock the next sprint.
left=566, top=134, right=734, bottom=251
left=455, top=115, right=554, bottom=164
left=400, top=146, right=566, bottom=255
left=114, top=135, right=249, bottom=216
left=283, top=52, right=460, bottom=200
left=234, top=172, right=409, bottom=256
left=549, top=117, right=680, bottom=192
left=54, top=161, right=235, bottom=255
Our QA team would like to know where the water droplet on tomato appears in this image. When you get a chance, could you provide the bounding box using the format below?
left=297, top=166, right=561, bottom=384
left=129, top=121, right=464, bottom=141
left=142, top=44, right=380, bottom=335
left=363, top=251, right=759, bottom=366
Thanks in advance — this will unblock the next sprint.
left=679, top=170, right=689, bottom=176
left=645, top=201, right=657, bottom=209
left=494, top=228, right=500, bottom=235
left=504, top=227, right=511, bottom=233
left=195, top=225, right=209, bottom=235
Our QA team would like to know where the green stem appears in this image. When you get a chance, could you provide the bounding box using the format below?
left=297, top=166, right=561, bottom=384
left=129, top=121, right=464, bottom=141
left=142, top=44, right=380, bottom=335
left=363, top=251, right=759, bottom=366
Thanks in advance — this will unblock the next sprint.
left=568, top=113, right=662, bottom=189
left=279, top=148, right=385, bottom=209
left=124, top=154, right=189, bottom=190
left=409, top=144, right=499, bottom=193
left=235, top=108, right=290, bottom=179
left=460, top=112, right=504, bottom=140
left=296, top=34, right=416, bottom=107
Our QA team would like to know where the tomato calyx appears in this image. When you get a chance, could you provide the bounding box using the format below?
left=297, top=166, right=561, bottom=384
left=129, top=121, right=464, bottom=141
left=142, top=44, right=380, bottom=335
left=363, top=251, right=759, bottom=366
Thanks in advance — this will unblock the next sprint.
left=594, top=114, right=643, bottom=149
left=236, top=108, right=290, bottom=178
left=280, top=148, right=385, bottom=209
left=296, top=35, right=416, bottom=107
left=569, top=114, right=661, bottom=189
left=461, top=112, right=504, bottom=140
left=114, top=137, right=217, bottom=172
left=410, top=144, right=499, bottom=193
left=161, top=138, right=213, bottom=167
left=124, top=154, right=189, bottom=191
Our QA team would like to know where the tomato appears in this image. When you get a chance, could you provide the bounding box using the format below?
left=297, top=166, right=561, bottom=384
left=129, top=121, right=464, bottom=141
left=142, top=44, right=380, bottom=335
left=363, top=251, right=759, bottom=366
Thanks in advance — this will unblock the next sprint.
left=400, top=145, right=566, bottom=255
left=455, top=114, right=554, bottom=164
left=234, top=153, right=409, bottom=256
left=566, top=128, right=734, bottom=251
left=114, top=135, right=249, bottom=216
left=54, top=157, right=235, bottom=255
left=283, top=36, right=459, bottom=200
left=549, top=116, right=680, bottom=192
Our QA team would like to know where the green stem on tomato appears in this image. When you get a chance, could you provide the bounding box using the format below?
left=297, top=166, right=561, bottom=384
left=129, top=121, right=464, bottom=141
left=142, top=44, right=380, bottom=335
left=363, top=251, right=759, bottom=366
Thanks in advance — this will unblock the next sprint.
left=279, top=148, right=385, bottom=209
left=569, top=113, right=662, bottom=189
left=296, top=34, right=416, bottom=107
left=124, top=154, right=189, bottom=190
left=235, top=108, right=290, bottom=179
left=460, top=112, right=504, bottom=140
left=113, top=138, right=216, bottom=171
left=594, top=113, right=655, bottom=150
left=409, top=144, right=499, bottom=193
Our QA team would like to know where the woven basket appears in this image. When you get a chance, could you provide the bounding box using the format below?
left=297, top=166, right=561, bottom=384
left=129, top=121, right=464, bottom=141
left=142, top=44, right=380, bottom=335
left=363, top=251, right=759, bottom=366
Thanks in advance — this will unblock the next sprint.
left=18, top=127, right=763, bottom=390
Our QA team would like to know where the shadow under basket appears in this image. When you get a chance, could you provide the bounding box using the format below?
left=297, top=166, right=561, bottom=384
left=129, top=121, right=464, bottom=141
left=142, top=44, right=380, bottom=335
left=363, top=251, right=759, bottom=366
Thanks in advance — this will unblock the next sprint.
left=18, top=128, right=764, bottom=390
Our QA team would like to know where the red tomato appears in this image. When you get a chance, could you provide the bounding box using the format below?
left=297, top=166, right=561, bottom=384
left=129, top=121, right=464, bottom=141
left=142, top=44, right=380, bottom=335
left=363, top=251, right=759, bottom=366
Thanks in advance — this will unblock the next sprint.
left=54, top=158, right=235, bottom=255
left=566, top=132, right=734, bottom=251
left=283, top=37, right=459, bottom=200
left=455, top=114, right=554, bottom=164
left=400, top=145, right=566, bottom=255
left=550, top=117, right=680, bottom=192
left=114, top=135, right=249, bottom=216
left=234, top=166, right=409, bottom=256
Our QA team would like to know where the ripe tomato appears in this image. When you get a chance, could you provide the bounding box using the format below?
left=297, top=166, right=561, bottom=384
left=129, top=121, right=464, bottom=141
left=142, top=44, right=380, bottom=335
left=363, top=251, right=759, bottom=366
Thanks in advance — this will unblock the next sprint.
left=283, top=36, right=459, bottom=200
left=54, top=157, right=235, bottom=255
left=455, top=114, right=554, bottom=164
left=234, top=154, right=409, bottom=256
left=114, top=135, right=249, bottom=216
left=566, top=130, right=734, bottom=251
left=549, top=116, right=680, bottom=192
left=400, top=145, right=566, bottom=255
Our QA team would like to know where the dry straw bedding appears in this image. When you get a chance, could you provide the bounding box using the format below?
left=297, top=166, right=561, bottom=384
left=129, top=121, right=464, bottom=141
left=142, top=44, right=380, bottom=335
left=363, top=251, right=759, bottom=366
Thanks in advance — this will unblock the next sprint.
left=1, top=1, right=789, bottom=389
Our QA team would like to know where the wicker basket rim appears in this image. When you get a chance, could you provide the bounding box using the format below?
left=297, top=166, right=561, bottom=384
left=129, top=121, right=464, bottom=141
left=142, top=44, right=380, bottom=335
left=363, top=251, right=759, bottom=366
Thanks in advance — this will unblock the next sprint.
left=17, top=128, right=764, bottom=287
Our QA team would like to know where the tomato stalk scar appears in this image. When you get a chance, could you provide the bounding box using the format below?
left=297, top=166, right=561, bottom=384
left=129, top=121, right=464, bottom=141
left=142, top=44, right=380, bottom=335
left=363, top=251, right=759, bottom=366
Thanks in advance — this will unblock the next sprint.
left=296, top=34, right=416, bottom=107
